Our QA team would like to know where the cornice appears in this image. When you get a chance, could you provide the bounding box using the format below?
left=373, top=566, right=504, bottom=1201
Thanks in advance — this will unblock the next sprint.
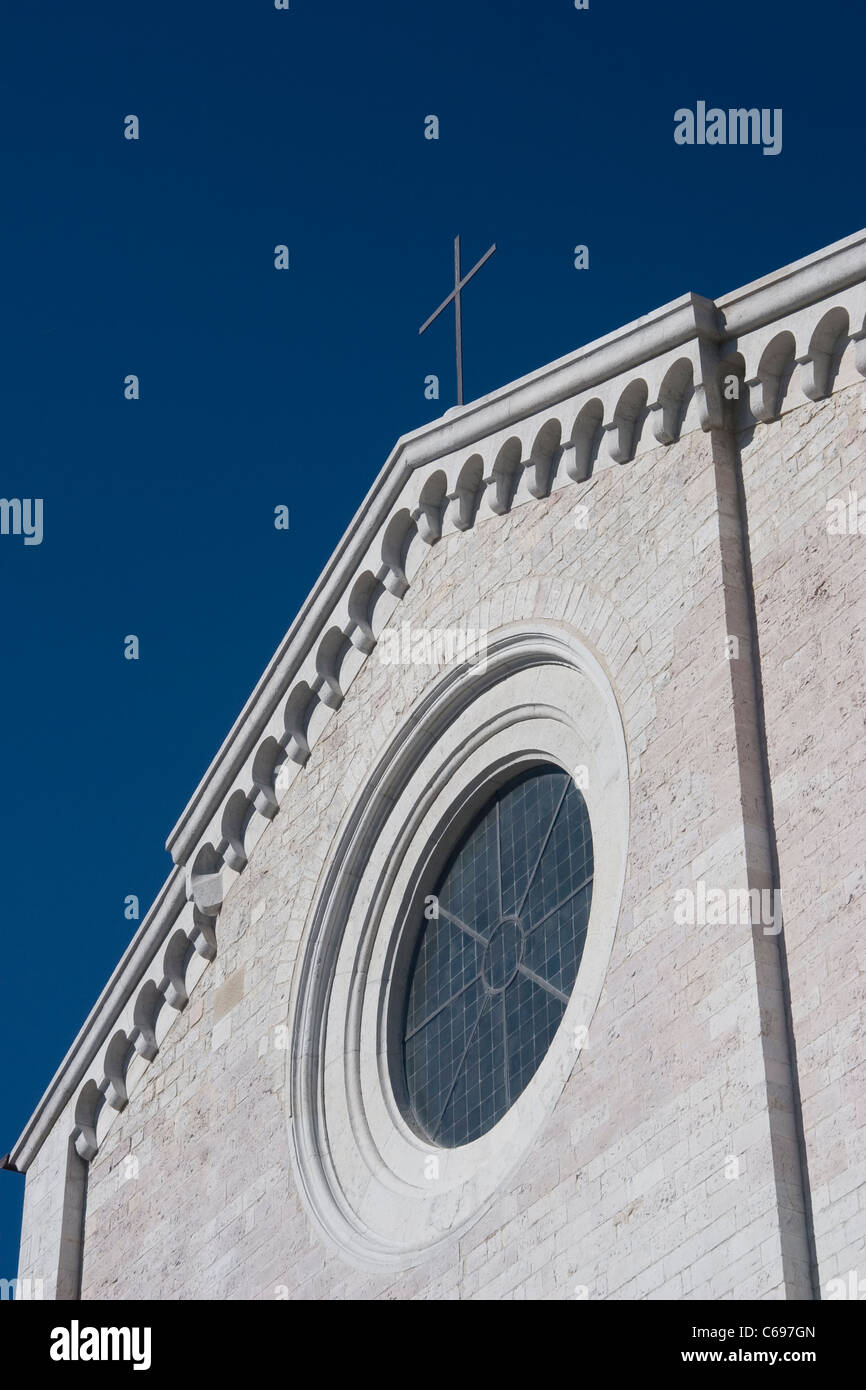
left=716, top=227, right=866, bottom=338
left=9, top=226, right=866, bottom=1175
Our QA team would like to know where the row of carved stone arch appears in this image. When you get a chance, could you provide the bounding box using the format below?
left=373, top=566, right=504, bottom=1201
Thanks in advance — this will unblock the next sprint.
left=729, top=306, right=862, bottom=423
left=73, top=914, right=215, bottom=1160
left=70, top=301, right=866, bottom=1163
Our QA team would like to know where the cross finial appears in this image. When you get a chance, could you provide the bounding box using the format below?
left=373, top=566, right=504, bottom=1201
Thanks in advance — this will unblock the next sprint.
left=419, top=236, right=497, bottom=407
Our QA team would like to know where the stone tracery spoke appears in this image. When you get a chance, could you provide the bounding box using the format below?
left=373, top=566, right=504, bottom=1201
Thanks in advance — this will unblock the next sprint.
left=495, top=799, right=503, bottom=919
left=501, top=992, right=511, bottom=1108
left=430, top=994, right=490, bottom=1143
left=516, top=963, right=570, bottom=1005
left=403, top=970, right=483, bottom=1042
left=515, top=777, right=571, bottom=919
left=438, top=905, right=488, bottom=945
left=523, top=873, right=594, bottom=939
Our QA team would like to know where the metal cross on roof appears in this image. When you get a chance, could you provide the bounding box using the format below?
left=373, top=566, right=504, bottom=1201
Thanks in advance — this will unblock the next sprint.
left=419, top=235, right=497, bottom=407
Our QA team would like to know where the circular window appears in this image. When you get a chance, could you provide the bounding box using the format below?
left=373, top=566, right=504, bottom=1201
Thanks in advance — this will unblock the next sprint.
left=402, top=764, right=594, bottom=1148
left=288, top=626, right=630, bottom=1269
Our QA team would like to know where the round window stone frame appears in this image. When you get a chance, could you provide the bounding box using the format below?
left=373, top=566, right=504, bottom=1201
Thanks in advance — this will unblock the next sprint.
left=287, top=622, right=630, bottom=1272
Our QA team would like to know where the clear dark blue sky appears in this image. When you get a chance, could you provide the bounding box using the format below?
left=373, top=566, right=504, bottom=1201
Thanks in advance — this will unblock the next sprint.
left=1, top=0, right=863, bottom=1283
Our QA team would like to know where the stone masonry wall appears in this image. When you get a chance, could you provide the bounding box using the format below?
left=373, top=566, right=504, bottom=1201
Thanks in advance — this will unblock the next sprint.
left=75, top=416, right=814, bottom=1300
left=738, top=365, right=866, bottom=1296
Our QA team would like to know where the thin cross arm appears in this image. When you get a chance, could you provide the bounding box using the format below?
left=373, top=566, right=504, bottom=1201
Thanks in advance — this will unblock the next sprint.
left=418, top=243, right=497, bottom=336
left=458, top=242, right=496, bottom=291
left=419, top=288, right=457, bottom=336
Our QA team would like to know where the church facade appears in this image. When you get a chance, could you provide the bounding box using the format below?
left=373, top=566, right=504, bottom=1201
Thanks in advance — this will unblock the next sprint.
left=8, top=230, right=866, bottom=1301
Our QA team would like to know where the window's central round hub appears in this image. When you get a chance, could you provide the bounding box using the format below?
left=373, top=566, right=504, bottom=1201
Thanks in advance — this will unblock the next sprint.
left=482, top=916, right=524, bottom=993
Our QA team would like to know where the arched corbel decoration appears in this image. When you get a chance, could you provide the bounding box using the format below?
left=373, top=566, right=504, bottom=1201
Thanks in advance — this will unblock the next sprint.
left=316, top=627, right=350, bottom=711
left=221, top=789, right=253, bottom=873
left=525, top=419, right=562, bottom=498
left=565, top=399, right=604, bottom=482
left=801, top=308, right=849, bottom=401
left=73, top=1081, right=102, bottom=1162
left=252, top=736, right=284, bottom=819
left=103, top=1031, right=132, bottom=1112
left=163, top=929, right=192, bottom=1012
left=489, top=438, right=522, bottom=514
left=347, top=572, right=380, bottom=655
left=381, top=511, right=415, bottom=598
left=451, top=455, right=484, bottom=530
left=133, top=980, right=162, bottom=1061
left=608, top=379, right=648, bottom=463
left=417, top=470, right=448, bottom=544
left=188, top=842, right=225, bottom=919
left=650, top=359, right=693, bottom=445
left=749, top=331, right=796, bottom=423
left=284, top=682, right=315, bottom=767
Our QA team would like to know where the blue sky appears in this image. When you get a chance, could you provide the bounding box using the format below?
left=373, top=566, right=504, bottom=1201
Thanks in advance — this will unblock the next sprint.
left=2, top=0, right=864, bottom=1282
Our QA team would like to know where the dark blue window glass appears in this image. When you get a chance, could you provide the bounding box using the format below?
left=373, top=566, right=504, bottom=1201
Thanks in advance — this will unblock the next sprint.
left=402, top=764, right=593, bottom=1148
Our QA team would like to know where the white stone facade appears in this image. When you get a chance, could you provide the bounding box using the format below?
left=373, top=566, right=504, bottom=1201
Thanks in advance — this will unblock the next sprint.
left=8, top=230, right=866, bottom=1300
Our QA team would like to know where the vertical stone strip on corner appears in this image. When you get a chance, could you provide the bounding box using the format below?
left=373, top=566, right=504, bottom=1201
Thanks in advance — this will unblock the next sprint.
left=709, top=419, right=819, bottom=1300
